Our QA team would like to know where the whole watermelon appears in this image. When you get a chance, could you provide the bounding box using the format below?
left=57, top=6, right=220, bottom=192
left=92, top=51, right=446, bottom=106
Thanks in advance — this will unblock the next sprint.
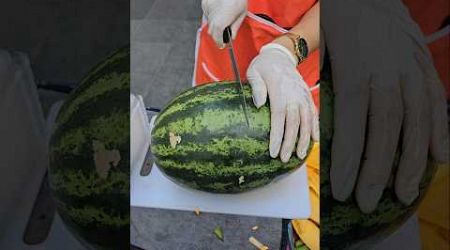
left=151, top=82, right=312, bottom=193
left=320, top=65, right=437, bottom=249
left=48, top=47, right=129, bottom=249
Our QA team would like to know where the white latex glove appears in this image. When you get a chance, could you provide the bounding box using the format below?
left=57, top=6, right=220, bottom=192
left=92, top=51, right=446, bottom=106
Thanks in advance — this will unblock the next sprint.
left=201, top=0, right=247, bottom=48
left=247, top=43, right=319, bottom=163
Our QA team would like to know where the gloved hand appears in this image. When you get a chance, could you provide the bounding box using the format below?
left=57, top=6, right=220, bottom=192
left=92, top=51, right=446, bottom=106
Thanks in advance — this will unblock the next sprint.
left=247, top=43, right=319, bottom=163
left=201, top=0, right=247, bottom=48
left=322, top=0, right=449, bottom=213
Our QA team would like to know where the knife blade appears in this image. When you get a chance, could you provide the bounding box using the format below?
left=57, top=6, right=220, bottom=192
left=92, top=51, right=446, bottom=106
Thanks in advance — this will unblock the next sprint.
left=223, top=27, right=251, bottom=127
left=140, top=145, right=154, bottom=176
left=140, top=111, right=159, bottom=176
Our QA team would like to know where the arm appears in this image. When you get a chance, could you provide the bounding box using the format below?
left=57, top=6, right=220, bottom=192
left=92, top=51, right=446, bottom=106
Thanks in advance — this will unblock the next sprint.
left=273, top=2, right=320, bottom=60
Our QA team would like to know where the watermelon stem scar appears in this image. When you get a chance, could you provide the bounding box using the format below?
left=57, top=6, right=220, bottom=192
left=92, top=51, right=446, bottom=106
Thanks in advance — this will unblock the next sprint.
left=93, top=140, right=121, bottom=179
left=169, top=132, right=181, bottom=148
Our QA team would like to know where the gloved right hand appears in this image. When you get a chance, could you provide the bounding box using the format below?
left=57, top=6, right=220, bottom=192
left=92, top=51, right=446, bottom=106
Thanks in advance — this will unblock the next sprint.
left=247, top=43, right=319, bottom=163
left=201, top=0, right=247, bottom=48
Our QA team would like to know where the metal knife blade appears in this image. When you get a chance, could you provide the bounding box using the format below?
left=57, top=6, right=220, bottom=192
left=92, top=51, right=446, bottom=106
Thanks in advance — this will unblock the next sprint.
left=140, top=146, right=154, bottom=176
left=223, top=27, right=251, bottom=127
left=140, top=111, right=159, bottom=176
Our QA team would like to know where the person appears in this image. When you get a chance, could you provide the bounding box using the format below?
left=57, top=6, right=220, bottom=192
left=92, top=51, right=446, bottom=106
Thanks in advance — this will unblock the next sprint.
left=197, top=1, right=321, bottom=249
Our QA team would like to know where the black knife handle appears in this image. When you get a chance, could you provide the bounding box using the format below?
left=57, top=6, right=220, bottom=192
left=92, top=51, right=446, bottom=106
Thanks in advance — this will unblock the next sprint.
left=223, top=26, right=232, bottom=44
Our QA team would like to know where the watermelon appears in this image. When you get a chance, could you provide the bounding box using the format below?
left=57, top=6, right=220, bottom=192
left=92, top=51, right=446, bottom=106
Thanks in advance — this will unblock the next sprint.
left=48, top=47, right=129, bottom=249
left=320, top=64, right=437, bottom=249
left=151, top=82, right=312, bottom=193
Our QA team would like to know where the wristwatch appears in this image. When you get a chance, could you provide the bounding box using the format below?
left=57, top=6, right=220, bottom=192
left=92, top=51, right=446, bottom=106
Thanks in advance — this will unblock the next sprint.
left=285, top=33, right=309, bottom=64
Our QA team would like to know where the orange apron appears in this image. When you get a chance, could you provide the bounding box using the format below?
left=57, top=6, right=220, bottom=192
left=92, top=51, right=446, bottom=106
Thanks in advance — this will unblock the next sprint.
left=403, top=0, right=449, bottom=98
left=193, top=0, right=320, bottom=107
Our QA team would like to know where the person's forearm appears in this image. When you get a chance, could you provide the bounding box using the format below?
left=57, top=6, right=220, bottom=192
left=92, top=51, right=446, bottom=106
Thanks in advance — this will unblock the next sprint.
left=273, top=2, right=320, bottom=58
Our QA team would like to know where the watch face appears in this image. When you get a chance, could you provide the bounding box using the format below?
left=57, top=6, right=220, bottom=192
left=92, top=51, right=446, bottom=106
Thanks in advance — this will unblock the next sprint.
left=298, top=38, right=308, bottom=58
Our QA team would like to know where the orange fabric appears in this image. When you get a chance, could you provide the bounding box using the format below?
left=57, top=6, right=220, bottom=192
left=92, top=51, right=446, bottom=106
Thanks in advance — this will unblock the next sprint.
left=194, top=1, right=320, bottom=107
left=428, top=36, right=449, bottom=98
left=403, top=0, right=449, bottom=97
left=402, top=0, right=448, bottom=36
left=248, top=0, right=317, bottom=29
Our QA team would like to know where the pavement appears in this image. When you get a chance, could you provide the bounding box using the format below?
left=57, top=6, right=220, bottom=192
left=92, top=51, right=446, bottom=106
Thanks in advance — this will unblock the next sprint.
left=0, top=0, right=129, bottom=85
left=130, top=0, right=284, bottom=249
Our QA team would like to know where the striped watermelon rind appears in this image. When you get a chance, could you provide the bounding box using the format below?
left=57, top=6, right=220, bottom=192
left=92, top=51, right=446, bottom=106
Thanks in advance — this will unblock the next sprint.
left=48, top=47, right=130, bottom=249
left=151, top=82, right=312, bottom=193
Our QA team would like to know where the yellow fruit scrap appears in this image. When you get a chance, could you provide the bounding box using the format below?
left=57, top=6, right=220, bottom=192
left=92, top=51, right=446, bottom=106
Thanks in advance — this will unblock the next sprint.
left=305, top=143, right=319, bottom=170
left=249, top=236, right=269, bottom=250
left=169, top=132, right=181, bottom=148
left=292, top=219, right=319, bottom=250
left=418, top=165, right=449, bottom=249
left=308, top=188, right=320, bottom=224
left=194, top=207, right=200, bottom=216
left=292, top=143, right=320, bottom=250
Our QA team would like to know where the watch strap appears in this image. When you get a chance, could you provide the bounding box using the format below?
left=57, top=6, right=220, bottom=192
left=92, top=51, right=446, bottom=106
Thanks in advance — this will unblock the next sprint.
left=285, top=33, right=309, bottom=64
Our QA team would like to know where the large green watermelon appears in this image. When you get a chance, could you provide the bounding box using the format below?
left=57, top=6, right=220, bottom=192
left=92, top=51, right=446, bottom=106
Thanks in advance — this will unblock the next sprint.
left=48, top=47, right=129, bottom=249
left=151, top=82, right=312, bottom=193
left=320, top=63, right=437, bottom=249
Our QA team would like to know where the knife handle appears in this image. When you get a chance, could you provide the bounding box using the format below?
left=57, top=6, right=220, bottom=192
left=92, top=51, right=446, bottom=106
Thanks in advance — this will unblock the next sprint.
left=222, top=26, right=232, bottom=44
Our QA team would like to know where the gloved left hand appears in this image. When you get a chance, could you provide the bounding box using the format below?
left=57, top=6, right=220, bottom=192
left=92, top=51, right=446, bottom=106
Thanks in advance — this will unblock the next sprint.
left=247, top=43, right=319, bottom=163
left=201, top=0, right=247, bottom=48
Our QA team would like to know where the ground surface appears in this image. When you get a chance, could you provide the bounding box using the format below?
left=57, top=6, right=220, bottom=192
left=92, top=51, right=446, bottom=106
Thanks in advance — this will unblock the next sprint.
left=130, top=0, right=283, bottom=249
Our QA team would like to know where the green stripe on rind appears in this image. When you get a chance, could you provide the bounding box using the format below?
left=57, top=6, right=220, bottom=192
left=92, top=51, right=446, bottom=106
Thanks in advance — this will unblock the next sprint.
left=156, top=84, right=250, bottom=124
left=51, top=88, right=129, bottom=150
left=68, top=47, right=129, bottom=98
left=152, top=106, right=270, bottom=140
left=154, top=82, right=254, bottom=128
left=56, top=72, right=129, bottom=128
left=152, top=136, right=267, bottom=157
left=49, top=169, right=128, bottom=198
left=51, top=110, right=129, bottom=156
left=156, top=81, right=237, bottom=117
left=156, top=157, right=302, bottom=193
left=157, top=159, right=298, bottom=177
left=57, top=203, right=128, bottom=227
left=152, top=136, right=272, bottom=166
left=79, top=48, right=129, bottom=85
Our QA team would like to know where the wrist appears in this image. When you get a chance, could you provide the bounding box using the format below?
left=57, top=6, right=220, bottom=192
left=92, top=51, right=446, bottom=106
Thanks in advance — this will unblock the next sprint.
left=273, top=36, right=297, bottom=61
left=274, top=33, right=309, bottom=64
left=260, top=43, right=298, bottom=66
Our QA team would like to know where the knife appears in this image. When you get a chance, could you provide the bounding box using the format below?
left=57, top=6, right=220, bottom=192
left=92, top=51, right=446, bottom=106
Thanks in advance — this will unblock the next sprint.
left=140, top=110, right=159, bottom=176
left=223, top=26, right=251, bottom=127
